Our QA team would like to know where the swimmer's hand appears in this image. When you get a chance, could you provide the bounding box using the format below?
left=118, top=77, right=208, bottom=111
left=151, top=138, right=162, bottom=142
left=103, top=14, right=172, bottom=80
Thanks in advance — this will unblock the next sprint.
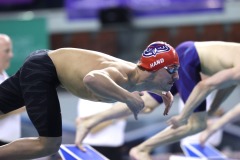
left=161, top=91, right=174, bottom=115
left=126, top=91, right=145, bottom=120
left=167, top=114, right=188, bottom=129
left=75, top=118, right=90, bottom=152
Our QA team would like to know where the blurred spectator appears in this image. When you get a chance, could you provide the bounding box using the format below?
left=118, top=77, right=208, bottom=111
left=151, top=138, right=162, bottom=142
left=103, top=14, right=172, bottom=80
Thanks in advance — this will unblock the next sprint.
left=0, top=34, right=24, bottom=146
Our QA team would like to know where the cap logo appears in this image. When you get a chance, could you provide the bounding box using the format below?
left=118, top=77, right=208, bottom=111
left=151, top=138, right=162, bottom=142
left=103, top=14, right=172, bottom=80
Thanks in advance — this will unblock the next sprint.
left=142, top=43, right=170, bottom=57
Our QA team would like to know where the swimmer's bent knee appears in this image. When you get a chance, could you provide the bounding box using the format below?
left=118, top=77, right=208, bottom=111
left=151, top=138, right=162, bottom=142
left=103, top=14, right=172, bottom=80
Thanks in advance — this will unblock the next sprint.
left=39, top=137, right=62, bottom=155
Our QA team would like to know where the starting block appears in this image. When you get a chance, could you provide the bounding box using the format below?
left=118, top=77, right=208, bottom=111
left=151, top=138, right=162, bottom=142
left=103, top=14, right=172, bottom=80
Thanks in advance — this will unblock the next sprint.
left=58, top=144, right=109, bottom=160
left=170, top=142, right=229, bottom=160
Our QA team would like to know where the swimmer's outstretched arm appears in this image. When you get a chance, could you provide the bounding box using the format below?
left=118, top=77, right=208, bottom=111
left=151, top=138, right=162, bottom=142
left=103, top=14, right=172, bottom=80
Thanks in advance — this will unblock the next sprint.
left=168, top=66, right=240, bottom=128
left=84, top=68, right=144, bottom=119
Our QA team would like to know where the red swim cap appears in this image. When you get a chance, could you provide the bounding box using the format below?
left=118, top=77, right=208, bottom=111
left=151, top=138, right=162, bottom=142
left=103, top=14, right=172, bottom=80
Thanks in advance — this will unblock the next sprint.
left=138, top=41, right=179, bottom=72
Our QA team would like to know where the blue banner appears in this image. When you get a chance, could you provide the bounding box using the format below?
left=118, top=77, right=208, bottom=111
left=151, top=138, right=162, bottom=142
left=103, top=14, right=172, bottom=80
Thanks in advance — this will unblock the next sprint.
left=127, top=0, right=224, bottom=17
left=65, top=0, right=224, bottom=20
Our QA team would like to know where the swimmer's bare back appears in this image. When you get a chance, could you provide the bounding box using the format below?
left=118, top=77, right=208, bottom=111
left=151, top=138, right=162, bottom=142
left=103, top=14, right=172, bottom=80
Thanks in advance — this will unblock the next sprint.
left=196, top=41, right=240, bottom=76
left=48, top=48, right=136, bottom=101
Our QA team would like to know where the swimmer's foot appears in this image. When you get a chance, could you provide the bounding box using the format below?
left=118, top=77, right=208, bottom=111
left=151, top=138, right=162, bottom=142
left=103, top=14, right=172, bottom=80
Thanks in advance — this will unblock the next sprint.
left=129, top=146, right=152, bottom=160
